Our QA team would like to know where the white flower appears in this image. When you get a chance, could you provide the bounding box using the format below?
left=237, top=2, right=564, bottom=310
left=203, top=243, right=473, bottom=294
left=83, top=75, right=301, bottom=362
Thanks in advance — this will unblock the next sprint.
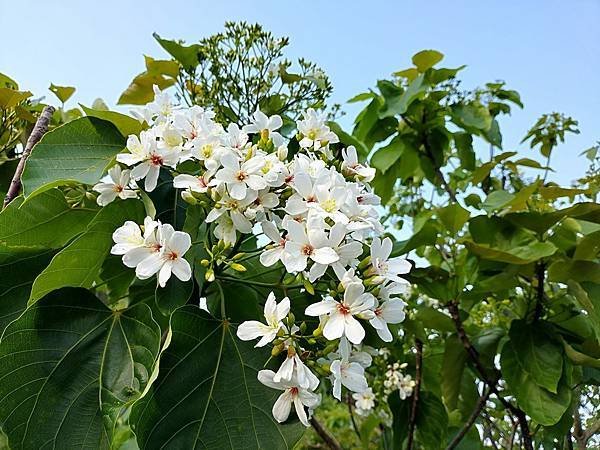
left=282, top=218, right=339, bottom=273
left=330, top=358, right=369, bottom=400
left=369, top=298, right=406, bottom=342
left=206, top=190, right=256, bottom=239
left=136, top=224, right=192, bottom=287
left=243, top=110, right=283, bottom=144
left=342, top=146, right=375, bottom=182
left=258, top=370, right=320, bottom=427
left=259, top=221, right=288, bottom=267
left=237, top=292, right=289, bottom=347
left=111, top=221, right=144, bottom=256
left=215, top=152, right=267, bottom=200
left=117, top=130, right=179, bottom=192
left=353, top=388, right=375, bottom=416
left=173, top=173, right=212, bottom=193
left=273, top=351, right=319, bottom=390
left=398, top=374, right=416, bottom=400
left=93, top=165, right=137, bottom=206
left=117, top=217, right=163, bottom=268
left=305, top=282, right=375, bottom=344
left=297, top=108, right=339, bottom=151
left=224, top=123, right=249, bottom=150
left=368, top=237, right=411, bottom=284
left=308, top=223, right=363, bottom=282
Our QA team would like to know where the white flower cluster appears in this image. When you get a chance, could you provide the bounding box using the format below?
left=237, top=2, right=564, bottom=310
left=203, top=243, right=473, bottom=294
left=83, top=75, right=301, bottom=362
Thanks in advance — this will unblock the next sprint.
left=384, top=362, right=416, bottom=399
left=100, top=86, right=411, bottom=426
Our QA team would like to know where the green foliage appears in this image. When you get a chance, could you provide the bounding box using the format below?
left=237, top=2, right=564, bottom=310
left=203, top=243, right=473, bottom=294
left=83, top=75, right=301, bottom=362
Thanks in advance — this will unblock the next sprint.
left=131, top=306, right=304, bottom=449
left=350, top=48, right=600, bottom=449
left=22, top=117, right=126, bottom=199
left=119, top=22, right=333, bottom=124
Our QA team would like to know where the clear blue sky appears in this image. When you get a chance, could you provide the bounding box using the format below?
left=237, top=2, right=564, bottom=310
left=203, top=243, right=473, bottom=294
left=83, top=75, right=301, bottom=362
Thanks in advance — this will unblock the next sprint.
left=1, top=0, right=598, bottom=185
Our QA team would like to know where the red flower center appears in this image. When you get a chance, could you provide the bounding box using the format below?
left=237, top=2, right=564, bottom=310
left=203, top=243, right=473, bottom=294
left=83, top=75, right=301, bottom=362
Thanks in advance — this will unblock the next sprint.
left=150, top=154, right=164, bottom=166
left=337, top=303, right=351, bottom=315
left=301, top=244, right=314, bottom=256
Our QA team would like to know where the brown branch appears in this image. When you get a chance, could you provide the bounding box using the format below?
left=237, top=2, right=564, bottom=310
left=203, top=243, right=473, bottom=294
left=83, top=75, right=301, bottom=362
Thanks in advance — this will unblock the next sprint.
left=310, top=417, right=342, bottom=450
left=446, top=300, right=533, bottom=450
left=533, top=261, right=545, bottom=321
left=445, top=387, right=491, bottom=450
left=406, top=338, right=423, bottom=450
left=3, top=105, right=55, bottom=209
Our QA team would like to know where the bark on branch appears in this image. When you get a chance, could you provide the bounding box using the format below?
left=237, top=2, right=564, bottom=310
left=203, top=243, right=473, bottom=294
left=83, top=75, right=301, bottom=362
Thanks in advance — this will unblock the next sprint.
left=446, top=300, right=533, bottom=450
left=3, top=105, right=55, bottom=209
left=406, top=338, right=423, bottom=450
left=445, top=387, right=491, bottom=450
left=310, top=417, right=342, bottom=450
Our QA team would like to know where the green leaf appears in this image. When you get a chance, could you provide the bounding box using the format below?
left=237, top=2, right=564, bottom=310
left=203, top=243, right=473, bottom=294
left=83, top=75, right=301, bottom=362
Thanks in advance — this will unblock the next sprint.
left=509, top=320, right=563, bottom=393
left=441, top=335, right=467, bottom=410
left=22, top=117, right=126, bottom=199
left=370, top=137, right=404, bottom=174
left=561, top=338, right=600, bottom=368
left=465, top=240, right=557, bottom=265
left=49, top=83, right=76, bottom=103
left=347, top=92, right=375, bottom=103
left=153, top=33, right=202, bottom=71
left=118, top=71, right=176, bottom=105
left=548, top=260, right=600, bottom=284
left=567, top=281, right=600, bottom=341
left=391, top=222, right=438, bottom=256
left=454, top=132, right=475, bottom=170
left=481, top=190, right=515, bottom=213
left=144, top=55, right=180, bottom=78
left=0, top=88, right=32, bottom=108
left=416, top=391, right=448, bottom=448
left=0, top=246, right=54, bottom=333
left=80, top=104, right=144, bottom=136
left=412, top=50, right=444, bottom=72
left=437, top=203, right=470, bottom=234
left=0, top=288, right=161, bottom=449
left=29, top=199, right=144, bottom=303
left=452, top=102, right=492, bottom=131
left=501, top=341, right=571, bottom=425
left=0, top=190, right=96, bottom=249
left=380, top=74, right=427, bottom=118
left=131, top=306, right=305, bottom=449
left=389, top=390, right=410, bottom=450
left=155, top=277, right=193, bottom=316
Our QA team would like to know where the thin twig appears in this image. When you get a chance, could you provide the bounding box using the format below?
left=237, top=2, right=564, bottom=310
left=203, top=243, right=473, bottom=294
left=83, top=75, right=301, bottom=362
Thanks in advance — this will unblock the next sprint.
left=446, top=301, right=533, bottom=450
left=533, top=261, right=545, bottom=321
left=310, top=417, right=342, bottom=450
left=406, top=339, right=423, bottom=450
left=346, top=393, right=361, bottom=439
left=445, top=387, right=491, bottom=450
left=3, top=105, right=55, bottom=209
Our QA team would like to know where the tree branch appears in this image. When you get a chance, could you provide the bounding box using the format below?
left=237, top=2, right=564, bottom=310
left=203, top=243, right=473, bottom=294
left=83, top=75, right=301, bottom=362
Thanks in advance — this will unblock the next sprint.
left=446, top=300, right=533, bottom=450
left=533, top=261, right=545, bottom=321
left=3, top=105, right=55, bottom=209
left=445, top=387, right=491, bottom=450
left=406, top=338, right=423, bottom=450
left=310, top=417, right=342, bottom=450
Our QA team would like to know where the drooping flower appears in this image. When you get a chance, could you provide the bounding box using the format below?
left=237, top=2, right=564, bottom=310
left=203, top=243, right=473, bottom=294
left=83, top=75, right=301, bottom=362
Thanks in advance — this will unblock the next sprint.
left=93, top=165, right=137, bottom=206
left=237, top=292, right=290, bottom=347
left=367, top=237, right=411, bottom=284
left=342, top=146, right=376, bottom=182
left=273, top=350, right=320, bottom=390
left=330, top=358, right=369, bottom=400
left=257, top=370, right=321, bottom=427
left=369, top=298, right=406, bottom=342
left=135, top=224, right=192, bottom=287
left=305, top=282, right=375, bottom=344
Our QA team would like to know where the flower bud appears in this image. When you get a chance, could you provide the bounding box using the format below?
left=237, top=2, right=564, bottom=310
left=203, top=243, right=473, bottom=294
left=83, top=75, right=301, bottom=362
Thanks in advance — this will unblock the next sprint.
left=303, top=279, right=315, bottom=295
left=205, top=268, right=215, bottom=282
left=200, top=259, right=210, bottom=267
left=181, top=190, right=197, bottom=205
left=232, top=252, right=246, bottom=260
left=299, top=322, right=307, bottom=334
left=271, top=343, right=284, bottom=357
left=277, top=145, right=288, bottom=161
left=358, top=255, right=372, bottom=270
left=229, top=263, right=246, bottom=272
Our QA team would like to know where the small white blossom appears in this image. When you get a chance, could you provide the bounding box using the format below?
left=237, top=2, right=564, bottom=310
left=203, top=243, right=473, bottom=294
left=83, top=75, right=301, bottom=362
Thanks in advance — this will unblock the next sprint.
left=93, top=165, right=137, bottom=206
left=237, top=292, right=289, bottom=347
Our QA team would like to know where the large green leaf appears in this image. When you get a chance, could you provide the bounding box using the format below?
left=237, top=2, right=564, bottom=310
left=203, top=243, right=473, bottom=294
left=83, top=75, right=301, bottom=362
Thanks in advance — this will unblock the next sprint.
left=370, top=137, right=405, bottom=174
left=380, top=74, right=427, bottom=118
left=412, top=50, right=444, bottom=72
left=465, top=240, right=557, bottom=265
left=153, top=33, right=202, bottom=71
left=441, top=335, right=467, bottom=410
left=501, top=341, right=571, bottom=426
left=0, top=288, right=161, bottom=449
left=22, top=117, right=126, bottom=199
left=509, top=320, right=563, bottom=393
left=437, top=203, right=470, bottom=234
left=416, top=392, right=448, bottom=449
left=29, top=199, right=144, bottom=303
left=0, top=246, right=54, bottom=333
left=81, top=104, right=145, bottom=137
left=131, top=306, right=305, bottom=450
left=0, top=190, right=96, bottom=249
